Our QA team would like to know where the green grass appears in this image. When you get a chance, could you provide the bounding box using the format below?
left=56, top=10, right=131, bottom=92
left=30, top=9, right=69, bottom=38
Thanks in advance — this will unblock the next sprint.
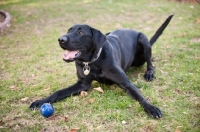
left=0, top=0, right=200, bottom=131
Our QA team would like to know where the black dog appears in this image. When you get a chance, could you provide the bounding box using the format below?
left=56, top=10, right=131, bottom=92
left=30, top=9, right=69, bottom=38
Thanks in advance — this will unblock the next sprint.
left=30, top=15, right=174, bottom=118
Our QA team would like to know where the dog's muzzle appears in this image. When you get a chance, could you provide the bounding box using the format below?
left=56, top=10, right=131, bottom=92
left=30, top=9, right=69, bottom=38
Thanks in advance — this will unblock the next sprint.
left=58, top=36, right=68, bottom=49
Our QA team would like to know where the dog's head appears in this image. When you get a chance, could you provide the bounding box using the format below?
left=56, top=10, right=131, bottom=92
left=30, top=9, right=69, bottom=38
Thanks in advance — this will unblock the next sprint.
left=58, top=24, right=106, bottom=63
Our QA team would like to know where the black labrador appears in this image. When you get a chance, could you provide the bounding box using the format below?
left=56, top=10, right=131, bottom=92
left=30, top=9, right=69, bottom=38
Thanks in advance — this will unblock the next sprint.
left=30, top=15, right=174, bottom=118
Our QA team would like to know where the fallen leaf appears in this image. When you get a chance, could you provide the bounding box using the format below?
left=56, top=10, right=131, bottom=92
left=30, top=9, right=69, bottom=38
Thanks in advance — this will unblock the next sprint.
left=183, top=112, right=187, bottom=114
left=180, top=33, right=187, bottom=37
left=9, top=85, right=18, bottom=90
left=42, top=87, right=50, bottom=92
left=69, top=128, right=80, bottom=132
left=115, top=23, right=122, bottom=29
left=161, top=60, right=168, bottom=62
left=31, top=74, right=35, bottom=77
left=1, top=64, right=5, bottom=69
left=196, top=18, right=200, bottom=23
left=46, top=115, right=61, bottom=121
left=94, top=87, right=104, bottom=93
left=88, top=98, right=95, bottom=104
left=0, top=120, right=4, bottom=125
left=80, top=91, right=88, bottom=97
left=21, top=97, right=29, bottom=102
left=64, top=115, right=69, bottom=122
left=6, top=24, right=11, bottom=27
left=14, top=124, right=20, bottom=130
left=0, top=126, right=7, bottom=129
left=175, top=126, right=182, bottom=132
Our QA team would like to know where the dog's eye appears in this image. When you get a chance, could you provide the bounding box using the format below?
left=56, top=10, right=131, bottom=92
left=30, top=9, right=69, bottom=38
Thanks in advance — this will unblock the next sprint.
left=78, top=30, right=83, bottom=35
left=67, top=28, right=72, bottom=33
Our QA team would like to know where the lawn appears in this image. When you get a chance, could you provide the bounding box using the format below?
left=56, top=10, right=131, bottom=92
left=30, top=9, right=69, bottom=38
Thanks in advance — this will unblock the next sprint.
left=0, top=0, right=200, bottom=131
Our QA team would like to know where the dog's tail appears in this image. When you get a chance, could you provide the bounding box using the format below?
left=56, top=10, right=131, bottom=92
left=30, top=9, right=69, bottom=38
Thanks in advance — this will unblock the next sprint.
left=150, top=14, right=174, bottom=46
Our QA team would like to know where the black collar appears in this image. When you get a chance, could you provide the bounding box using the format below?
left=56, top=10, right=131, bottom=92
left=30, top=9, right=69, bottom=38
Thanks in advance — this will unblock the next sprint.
left=82, top=48, right=102, bottom=75
left=83, top=48, right=102, bottom=65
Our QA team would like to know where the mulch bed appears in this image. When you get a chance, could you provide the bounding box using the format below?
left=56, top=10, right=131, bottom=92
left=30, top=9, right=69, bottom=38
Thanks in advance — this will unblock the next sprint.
left=0, top=10, right=11, bottom=32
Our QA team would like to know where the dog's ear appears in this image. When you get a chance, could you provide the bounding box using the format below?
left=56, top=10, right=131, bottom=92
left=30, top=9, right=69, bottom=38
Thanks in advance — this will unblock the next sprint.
left=90, top=27, right=107, bottom=61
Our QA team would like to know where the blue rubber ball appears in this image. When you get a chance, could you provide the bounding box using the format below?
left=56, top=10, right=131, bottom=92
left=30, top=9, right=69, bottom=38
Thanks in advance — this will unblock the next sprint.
left=40, top=103, right=54, bottom=118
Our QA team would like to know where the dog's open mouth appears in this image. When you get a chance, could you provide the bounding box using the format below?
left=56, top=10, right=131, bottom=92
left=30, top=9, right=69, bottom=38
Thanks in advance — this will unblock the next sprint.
left=63, top=50, right=81, bottom=61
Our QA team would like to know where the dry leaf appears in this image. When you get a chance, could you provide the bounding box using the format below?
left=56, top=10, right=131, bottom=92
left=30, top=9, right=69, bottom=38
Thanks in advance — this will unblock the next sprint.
left=196, top=18, right=200, bottom=23
left=31, top=74, right=35, bottom=77
left=80, top=91, right=88, bottom=97
left=0, top=120, right=4, bottom=125
left=115, top=23, right=122, bottom=29
left=64, top=115, right=69, bottom=122
left=69, top=128, right=80, bottom=132
left=1, top=64, right=5, bottom=69
left=94, top=87, right=104, bottom=93
left=9, top=85, right=18, bottom=90
left=42, top=87, right=50, bottom=92
left=46, top=115, right=61, bottom=121
left=175, top=126, right=182, bottom=132
left=21, top=97, right=29, bottom=102
left=183, top=112, right=187, bottom=114
left=88, top=98, right=95, bottom=104
left=161, top=60, right=168, bottom=62
left=181, top=33, right=187, bottom=37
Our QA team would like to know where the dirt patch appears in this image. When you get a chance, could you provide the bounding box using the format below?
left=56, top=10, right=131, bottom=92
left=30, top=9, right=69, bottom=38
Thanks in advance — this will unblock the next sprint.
left=190, top=38, right=200, bottom=43
left=168, top=0, right=200, bottom=3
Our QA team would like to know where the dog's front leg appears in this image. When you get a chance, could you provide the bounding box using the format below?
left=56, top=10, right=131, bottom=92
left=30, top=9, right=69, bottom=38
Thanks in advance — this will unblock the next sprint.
left=30, top=80, right=91, bottom=109
left=119, top=82, right=162, bottom=118
left=105, top=67, right=162, bottom=118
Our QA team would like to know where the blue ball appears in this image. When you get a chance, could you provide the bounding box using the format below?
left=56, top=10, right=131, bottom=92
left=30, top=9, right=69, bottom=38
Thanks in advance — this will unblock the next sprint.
left=40, top=103, right=54, bottom=118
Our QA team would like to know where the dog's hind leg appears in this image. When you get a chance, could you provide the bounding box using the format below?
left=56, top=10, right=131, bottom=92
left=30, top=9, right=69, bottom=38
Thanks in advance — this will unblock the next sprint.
left=138, top=32, right=155, bottom=81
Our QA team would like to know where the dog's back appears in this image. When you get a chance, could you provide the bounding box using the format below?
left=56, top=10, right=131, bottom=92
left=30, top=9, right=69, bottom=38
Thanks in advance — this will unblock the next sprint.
left=105, top=29, right=140, bottom=71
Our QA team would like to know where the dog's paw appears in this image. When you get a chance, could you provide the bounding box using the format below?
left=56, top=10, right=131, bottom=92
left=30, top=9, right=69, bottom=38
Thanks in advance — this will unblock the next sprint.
left=29, top=100, right=45, bottom=110
left=144, top=70, right=154, bottom=81
left=144, top=103, right=162, bottom=119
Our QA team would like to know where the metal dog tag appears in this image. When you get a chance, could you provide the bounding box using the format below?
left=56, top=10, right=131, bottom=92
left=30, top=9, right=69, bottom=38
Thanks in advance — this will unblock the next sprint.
left=84, top=69, right=90, bottom=75
left=83, top=62, right=90, bottom=75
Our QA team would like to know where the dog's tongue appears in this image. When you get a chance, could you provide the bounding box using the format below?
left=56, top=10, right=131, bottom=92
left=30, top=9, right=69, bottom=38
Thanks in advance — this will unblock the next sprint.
left=63, top=50, right=77, bottom=60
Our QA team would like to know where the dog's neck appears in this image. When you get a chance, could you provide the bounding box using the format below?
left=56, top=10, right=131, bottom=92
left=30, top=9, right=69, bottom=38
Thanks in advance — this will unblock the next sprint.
left=81, top=48, right=102, bottom=76
left=83, top=48, right=102, bottom=64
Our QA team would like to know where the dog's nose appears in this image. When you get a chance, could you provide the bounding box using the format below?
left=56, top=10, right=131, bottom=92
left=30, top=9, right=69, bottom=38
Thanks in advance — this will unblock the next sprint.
left=58, top=36, right=68, bottom=43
